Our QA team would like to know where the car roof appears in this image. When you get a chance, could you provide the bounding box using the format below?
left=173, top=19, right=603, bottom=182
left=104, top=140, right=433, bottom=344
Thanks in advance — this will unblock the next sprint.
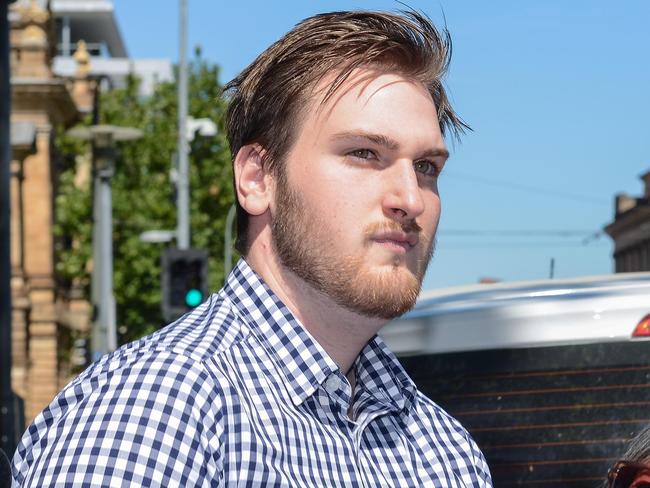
left=381, top=272, right=650, bottom=355
left=409, top=272, right=650, bottom=317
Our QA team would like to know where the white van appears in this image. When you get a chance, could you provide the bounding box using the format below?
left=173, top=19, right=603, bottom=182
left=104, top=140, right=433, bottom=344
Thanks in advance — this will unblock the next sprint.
left=382, top=273, right=650, bottom=488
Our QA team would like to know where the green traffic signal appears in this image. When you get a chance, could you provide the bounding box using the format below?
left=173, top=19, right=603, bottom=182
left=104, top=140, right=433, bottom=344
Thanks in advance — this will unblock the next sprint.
left=162, top=248, right=208, bottom=322
left=185, top=288, right=203, bottom=308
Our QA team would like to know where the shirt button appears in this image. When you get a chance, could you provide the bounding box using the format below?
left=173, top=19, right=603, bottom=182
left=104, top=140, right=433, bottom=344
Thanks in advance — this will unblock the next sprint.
left=324, top=375, right=339, bottom=393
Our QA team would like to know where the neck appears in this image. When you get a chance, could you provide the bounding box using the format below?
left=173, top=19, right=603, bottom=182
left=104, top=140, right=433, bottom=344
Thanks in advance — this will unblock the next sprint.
left=245, top=238, right=385, bottom=374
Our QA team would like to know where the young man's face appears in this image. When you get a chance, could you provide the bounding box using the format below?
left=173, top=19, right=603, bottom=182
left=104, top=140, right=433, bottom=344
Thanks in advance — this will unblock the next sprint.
left=271, top=69, right=447, bottom=319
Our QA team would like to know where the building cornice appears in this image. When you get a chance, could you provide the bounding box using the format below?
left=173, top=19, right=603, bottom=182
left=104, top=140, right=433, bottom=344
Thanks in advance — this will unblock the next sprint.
left=11, top=78, right=79, bottom=125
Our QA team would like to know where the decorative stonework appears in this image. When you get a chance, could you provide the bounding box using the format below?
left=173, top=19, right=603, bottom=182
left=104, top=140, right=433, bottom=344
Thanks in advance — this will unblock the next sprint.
left=10, top=0, right=53, bottom=79
left=17, top=0, right=49, bottom=48
left=17, top=0, right=50, bottom=47
left=73, top=40, right=91, bottom=77
left=10, top=157, right=31, bottom=405
left=10, top=0, right=88, bottom=425
left=70, top=41, right=95, bottom=112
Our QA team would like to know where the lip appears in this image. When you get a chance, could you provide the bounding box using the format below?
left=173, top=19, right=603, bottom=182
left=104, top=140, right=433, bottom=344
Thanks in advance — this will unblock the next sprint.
left=371, top=231, right=418, bottom=252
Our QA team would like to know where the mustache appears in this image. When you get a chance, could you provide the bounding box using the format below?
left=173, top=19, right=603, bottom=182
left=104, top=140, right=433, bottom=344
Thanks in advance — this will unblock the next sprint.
left=363, top=220, right=422, bottom=237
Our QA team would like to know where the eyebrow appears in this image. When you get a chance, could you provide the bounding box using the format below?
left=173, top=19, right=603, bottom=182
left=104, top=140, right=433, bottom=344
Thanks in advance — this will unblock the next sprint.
left=331, top=130, right=449, bottom=160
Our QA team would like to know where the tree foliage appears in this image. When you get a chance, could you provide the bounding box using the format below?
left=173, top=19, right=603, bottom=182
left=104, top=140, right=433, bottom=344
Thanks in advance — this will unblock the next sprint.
left=55, top=54, right=234, bottom=343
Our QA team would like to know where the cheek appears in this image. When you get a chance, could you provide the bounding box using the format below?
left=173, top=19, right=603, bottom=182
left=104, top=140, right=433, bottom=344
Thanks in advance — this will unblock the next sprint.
left=329, top=200, right=360, bottom=234
left=423, top=193, right=442, bottom=227
left=323, top=200, right=373, bottom=250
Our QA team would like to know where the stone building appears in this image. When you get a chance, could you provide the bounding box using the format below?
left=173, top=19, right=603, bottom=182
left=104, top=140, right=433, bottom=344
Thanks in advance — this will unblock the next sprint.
left=604, top=170, right=650, bottom=272
left=8, top=0, right=171, bottom=425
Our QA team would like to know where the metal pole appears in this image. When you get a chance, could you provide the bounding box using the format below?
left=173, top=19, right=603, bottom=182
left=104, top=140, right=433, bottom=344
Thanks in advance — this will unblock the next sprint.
left=90, top=85, right=103, bottom=361
left=1, top=0, right=18, bottom=455
left=549, top=258, right=555, bottom=280
left=68, top=124, right=142, bottom=359
left=176, top=0, right=190, bottom=250
left=90, top=174, right=105, bottom=360
left=99, top=172, right=117, bottom=351
left=96, top=138, right=117, bottom=353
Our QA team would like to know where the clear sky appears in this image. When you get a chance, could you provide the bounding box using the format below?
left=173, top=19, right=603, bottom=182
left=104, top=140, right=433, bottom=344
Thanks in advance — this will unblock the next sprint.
left=112, top=0, right=650, bottom=290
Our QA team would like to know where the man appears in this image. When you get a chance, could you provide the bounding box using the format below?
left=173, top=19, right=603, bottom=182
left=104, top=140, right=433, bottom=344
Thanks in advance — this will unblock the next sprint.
left=13, top=10, right=492, bottom=487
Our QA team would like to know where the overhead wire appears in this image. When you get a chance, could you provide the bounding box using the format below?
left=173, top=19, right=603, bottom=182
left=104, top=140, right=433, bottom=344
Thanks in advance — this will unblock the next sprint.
left=441, top=241, right=610, bottom=249
left=443, top=170, right=610, bottom=206
left=433, top=170, right=612, bottom=247
left=439, top=229, right=598, bottom=237
left=436, top=230, right=607, bottom=248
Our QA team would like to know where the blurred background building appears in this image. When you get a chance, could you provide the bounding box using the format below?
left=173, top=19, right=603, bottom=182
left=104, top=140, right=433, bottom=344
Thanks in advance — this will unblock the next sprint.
left=8, top=0, right=171, bottom=424
left=605, top=170, right=650, bottom=272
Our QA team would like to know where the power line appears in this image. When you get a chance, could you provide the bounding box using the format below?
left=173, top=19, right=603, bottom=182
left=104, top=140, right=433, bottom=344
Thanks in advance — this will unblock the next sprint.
left=443, top=170, right=610, bottom=206
left=440, top=241, right=610, bottom=249
left=439, top=229, right=600, bottom=237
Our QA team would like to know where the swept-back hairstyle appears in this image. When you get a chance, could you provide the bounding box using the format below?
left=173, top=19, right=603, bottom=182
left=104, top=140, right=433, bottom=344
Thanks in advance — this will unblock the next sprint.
left=225, top=10, right=467, bottom=254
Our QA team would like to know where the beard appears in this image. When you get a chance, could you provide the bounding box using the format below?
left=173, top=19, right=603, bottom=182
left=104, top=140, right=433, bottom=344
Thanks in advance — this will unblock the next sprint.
left=271, top=174, right=435, bottom=319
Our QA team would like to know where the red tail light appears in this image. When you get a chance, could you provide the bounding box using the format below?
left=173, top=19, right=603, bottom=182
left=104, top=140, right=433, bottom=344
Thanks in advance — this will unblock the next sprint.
left=632, top=314, right=650, bottom=337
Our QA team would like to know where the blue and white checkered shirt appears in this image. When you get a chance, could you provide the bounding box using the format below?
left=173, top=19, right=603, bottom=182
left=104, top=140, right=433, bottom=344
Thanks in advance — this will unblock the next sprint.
left=13, top=259, right=492, bottom=487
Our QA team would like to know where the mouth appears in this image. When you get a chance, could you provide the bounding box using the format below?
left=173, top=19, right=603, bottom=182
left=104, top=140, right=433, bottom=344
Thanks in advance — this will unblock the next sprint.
left=371, top=231, right=418, bottom=254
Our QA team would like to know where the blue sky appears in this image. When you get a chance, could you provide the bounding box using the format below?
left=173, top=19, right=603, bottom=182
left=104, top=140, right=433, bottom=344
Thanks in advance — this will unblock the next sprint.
left=113, top=0, right=650, bottom=290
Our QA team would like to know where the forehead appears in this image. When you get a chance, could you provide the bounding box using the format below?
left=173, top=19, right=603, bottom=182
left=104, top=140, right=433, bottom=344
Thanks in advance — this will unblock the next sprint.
left=299, top=68, right=443, bottom=146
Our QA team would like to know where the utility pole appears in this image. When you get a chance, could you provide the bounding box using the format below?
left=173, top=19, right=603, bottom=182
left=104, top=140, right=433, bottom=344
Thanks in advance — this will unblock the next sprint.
left=549, top=258, right=555, bottom=279
left=68, top=126, right=143, bottom=360
left=90, top=80, right=101, bottom=360
left=95, top=134, right=117, bottom=354
left=176, top=0, right=190, bottom=250
left=1, top=0, right=20, bottom=456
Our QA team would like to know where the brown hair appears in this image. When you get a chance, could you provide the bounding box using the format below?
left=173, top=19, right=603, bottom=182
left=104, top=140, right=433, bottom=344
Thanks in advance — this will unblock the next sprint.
left=225, top=9, right=468, bottom=254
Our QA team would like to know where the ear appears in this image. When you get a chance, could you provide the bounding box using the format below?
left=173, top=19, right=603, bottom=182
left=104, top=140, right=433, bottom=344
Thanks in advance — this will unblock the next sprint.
left=234, top=143, right=273, bottom=216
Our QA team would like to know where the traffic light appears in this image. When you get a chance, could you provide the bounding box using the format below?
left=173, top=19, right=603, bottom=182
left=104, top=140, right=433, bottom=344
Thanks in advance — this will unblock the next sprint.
left=161, top=248, right=208, bottom=323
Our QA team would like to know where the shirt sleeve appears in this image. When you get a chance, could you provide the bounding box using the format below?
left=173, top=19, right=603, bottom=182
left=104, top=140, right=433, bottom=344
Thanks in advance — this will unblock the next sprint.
left=467, top=431, right=493, bottom=487
left=12, top=349, right=223, bottom=487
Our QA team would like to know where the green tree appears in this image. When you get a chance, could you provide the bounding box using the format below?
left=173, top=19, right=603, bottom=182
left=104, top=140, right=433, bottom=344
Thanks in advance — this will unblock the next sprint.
left=55, top=54, right=234, bottom=343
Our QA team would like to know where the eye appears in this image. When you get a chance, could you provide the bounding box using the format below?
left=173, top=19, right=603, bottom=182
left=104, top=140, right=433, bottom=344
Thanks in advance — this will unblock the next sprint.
left=414, top=159, right=440, bottom=177
left=347, top=149, right=377, bottom=160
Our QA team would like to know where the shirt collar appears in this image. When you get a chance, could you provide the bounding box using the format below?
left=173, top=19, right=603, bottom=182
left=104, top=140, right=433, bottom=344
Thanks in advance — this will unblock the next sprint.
left=355, top=336, right=418, bottom=413
left=223, top=259, right=339, bottom=406
left=223, top=259, right=417, bottom=412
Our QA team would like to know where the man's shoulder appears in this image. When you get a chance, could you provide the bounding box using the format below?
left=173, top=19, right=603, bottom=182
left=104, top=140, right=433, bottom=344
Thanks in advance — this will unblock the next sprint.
left=11, top=293, right=246, bottom=486
left=411, top=389, right=477, bottom=445
left=153, top=291, right=249, bottom=360
left=412, top=390, right=464, bottom=426
left=402, top=390, right=492, bottom=487
left=74, top=291, right=248, bottom=395
left=12, top=349, right=225, bottom=487
left=409, top=389, right=492, bottom=482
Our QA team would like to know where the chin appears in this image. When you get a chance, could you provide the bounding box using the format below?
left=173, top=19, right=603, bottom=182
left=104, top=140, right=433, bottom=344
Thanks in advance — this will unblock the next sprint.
left=339, top=264, right=423, bottom=319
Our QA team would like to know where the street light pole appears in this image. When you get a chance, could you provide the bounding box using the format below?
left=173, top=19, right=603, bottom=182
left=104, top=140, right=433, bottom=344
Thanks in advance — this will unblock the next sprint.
left=68, top=125, right=142, bottom=360
left=176, top=0, right=190, bottom=250
left=95, top=134, right=117, bottom=353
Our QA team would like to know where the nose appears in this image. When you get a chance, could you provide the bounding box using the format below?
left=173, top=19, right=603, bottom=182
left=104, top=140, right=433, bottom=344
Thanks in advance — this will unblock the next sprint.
left=382, top=160, right=426, bottom=221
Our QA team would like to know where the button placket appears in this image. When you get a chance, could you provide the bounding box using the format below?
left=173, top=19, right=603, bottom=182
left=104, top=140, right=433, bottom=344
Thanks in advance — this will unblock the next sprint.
left=324, top=374, right=339, bottom=393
